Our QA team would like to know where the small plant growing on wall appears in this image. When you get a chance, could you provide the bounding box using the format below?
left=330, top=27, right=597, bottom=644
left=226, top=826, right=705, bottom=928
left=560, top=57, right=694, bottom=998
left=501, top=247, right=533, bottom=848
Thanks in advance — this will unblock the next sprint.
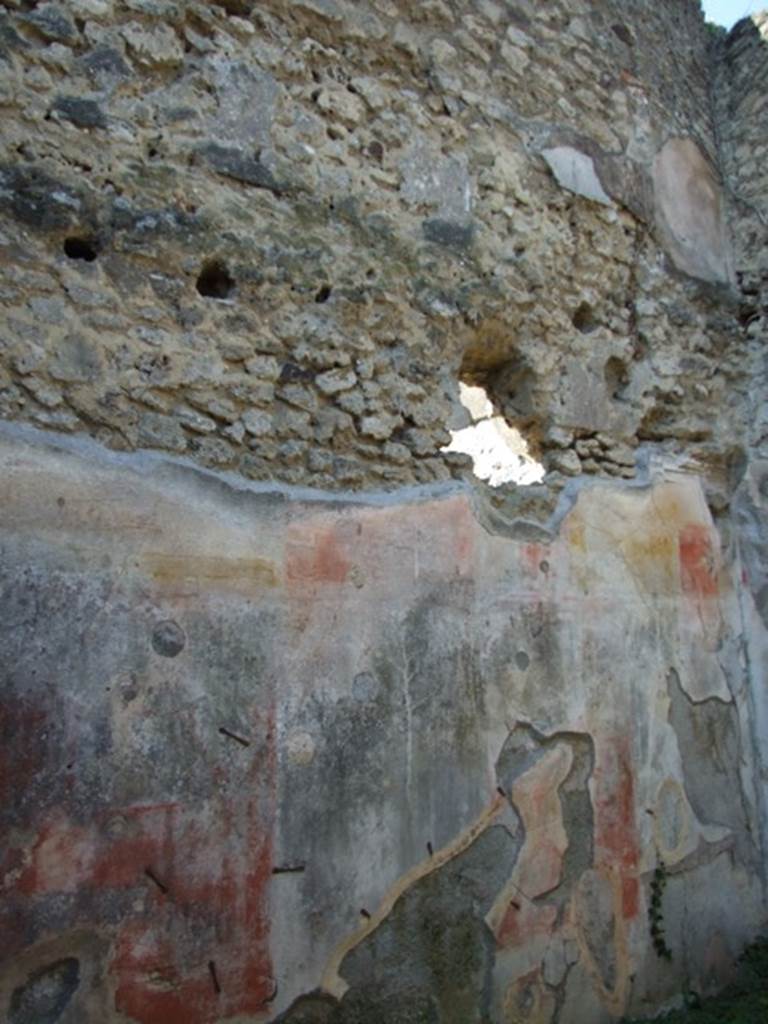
left=649, top=860, right=673, bottom=960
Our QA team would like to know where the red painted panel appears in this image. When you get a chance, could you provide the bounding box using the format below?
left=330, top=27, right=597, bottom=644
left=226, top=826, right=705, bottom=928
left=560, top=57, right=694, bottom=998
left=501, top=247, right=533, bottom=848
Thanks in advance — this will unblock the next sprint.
left=5, top=700, right=276, bottom=1024
left=594, top=735, right=640, bottom=921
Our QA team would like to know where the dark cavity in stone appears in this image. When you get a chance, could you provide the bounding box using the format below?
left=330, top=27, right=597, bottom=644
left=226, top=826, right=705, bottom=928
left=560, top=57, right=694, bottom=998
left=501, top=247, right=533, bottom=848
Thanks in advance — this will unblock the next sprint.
left=612, top=23, right=634, bottom=46
left=151, top=619, right=186, bottom=658
left=196, top=259, right=234, bottom=299
left=572, top=301, right=598, bottom=333
left=63, top=237, right=98, bottom=262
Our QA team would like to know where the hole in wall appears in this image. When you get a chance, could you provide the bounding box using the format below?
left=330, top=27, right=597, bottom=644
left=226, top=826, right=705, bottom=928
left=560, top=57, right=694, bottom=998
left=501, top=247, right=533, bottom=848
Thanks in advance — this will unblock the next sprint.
left=218, top=0, right=255, bottom=14
left=442, top=382, right=545, bottom=487
left=63, top=237, right=98, bottom=262
left=604, top=356, right=629, bottom=399
left=196, top=259, right=234, bottom=299
left=315, top=284, right=332, bottom=303
left=572, top=301, right=598, bottom=334
left=612, top=23, right=634, bottom=45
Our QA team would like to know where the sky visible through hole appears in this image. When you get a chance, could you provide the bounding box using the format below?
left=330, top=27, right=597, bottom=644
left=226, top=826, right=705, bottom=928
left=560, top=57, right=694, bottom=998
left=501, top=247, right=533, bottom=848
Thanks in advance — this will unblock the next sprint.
left=442, top=384, right=545, bottom=487
left=702, top=0, right=761, bottom=27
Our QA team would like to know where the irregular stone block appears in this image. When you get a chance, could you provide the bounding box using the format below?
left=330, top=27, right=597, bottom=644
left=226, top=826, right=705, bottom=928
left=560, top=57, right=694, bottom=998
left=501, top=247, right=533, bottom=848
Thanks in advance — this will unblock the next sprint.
left=0, top=165, right=84, bottom=232
left=78, top=45, right=132, bottom=84
left=201, top=142, right=283, bottom=194
left=49, top=96, right=106, bottom=129
left=21, top=5, right=77, bottom=43
left=121, top=21, right=183, bottom=67
left=422, top=218, right=474, bottom=249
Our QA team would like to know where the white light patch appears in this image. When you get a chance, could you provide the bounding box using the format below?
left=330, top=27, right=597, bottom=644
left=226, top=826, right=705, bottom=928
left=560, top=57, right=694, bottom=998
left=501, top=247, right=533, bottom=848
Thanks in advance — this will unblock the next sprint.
left=443, top=383, right=545, bottom=487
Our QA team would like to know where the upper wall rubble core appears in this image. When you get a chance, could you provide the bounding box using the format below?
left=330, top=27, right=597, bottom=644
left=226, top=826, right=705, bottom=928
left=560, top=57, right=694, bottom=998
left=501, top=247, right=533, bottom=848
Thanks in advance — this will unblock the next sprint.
left=0, top=0, right=761, bottom=508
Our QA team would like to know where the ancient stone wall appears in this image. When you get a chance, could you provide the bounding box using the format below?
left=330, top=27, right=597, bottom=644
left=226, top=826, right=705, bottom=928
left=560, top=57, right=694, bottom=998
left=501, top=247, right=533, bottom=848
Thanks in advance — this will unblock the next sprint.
left=0, top=0, right=746, bottom=504
left=1, top=3, right=768, bottom=1024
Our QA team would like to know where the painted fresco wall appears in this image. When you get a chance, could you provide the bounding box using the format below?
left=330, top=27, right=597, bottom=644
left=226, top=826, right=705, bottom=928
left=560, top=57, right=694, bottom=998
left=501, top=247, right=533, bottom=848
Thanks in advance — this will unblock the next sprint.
left=1, top=425, right=765, bottom=1024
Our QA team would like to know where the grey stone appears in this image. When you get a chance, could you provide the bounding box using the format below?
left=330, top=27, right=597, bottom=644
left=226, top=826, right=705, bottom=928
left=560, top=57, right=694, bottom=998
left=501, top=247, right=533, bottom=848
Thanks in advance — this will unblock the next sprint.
left=49, top=335, right=103, bottom=383
left=383, top=442, right=411, bottom=463
left=202, top=143, right=283, bottom=194
left=337, top=390, right=366, bottom=416
left=21, top=379, right=63, bottom=408
left=206, top=59, right=278, bottom=150
left=31, top=408, right=80, bottom=431
left=360, top=413, right=402, bottom=440
left=242, top=409, right=273, bottom=437
left=50, top=96, right=107, bottom=130
left=137, top=410, right=187, bottom=450
left=245, top=355, right=281, bottom=380
left=307, top=448, right=334, bottom=472
left=422, top=219, right=474, bottom=250
left=27, top=297, right=66, bottom=323
left=317, top=405, right=353, bottom=435
left=315, top=368, right=357, bottom=395
left=292, top=0, right=342, bottom=20
left=191, top=435, right=236, bottom=464
left=278, top=384, right=317, bottom=413
left=121, top=21, right=184, bottom=67
left=79, top=46, right=132, bottom=84
left=175, top=405, right=216, bottom=434
left=278, top=439, right=306, bottom=463
left=223, top=421, right=245, bottom=443
left=275, top=406, right=313, bottom=439
left=0, top=165, right=84, bottom=233
left=21, top=5, right=77, bottom=43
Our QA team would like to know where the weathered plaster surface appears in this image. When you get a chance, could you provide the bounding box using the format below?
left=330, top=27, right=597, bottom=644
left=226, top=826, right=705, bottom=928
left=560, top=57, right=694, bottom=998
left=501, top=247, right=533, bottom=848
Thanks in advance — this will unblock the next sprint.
left=1, top=428, right=765, bottom=1023
left=652, top=138, right=733, bottom=285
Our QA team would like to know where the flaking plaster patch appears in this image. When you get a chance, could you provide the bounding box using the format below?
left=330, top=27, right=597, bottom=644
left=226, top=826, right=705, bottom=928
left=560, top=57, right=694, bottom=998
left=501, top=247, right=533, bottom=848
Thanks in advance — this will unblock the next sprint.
left=542, top=147, right=613, bottom=206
